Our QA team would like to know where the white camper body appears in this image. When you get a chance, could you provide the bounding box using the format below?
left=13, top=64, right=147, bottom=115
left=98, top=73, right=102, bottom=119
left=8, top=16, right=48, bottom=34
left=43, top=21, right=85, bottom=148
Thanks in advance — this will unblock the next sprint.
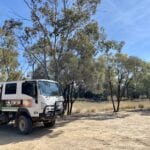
left=0, top=79, right=64, bottom=134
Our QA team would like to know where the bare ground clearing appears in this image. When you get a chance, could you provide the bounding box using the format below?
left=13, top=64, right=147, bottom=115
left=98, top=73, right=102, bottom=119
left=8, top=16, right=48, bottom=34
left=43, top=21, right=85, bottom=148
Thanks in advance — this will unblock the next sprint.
left=0, top=110, right=150, bottom=150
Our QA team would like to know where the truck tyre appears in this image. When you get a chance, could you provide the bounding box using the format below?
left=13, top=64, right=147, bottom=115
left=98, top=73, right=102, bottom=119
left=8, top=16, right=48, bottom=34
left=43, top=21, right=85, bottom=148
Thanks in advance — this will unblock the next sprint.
left=43, top=119, right=55, bottom=128
left=17, top=115, right=32, bottom=134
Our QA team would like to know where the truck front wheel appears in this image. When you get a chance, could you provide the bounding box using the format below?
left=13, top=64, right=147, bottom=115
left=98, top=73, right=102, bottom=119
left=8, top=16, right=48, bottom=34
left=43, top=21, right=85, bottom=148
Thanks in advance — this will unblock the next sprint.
left=43, top=119, right=55, bottom=128
left=17, top=115, right=32, bottom=134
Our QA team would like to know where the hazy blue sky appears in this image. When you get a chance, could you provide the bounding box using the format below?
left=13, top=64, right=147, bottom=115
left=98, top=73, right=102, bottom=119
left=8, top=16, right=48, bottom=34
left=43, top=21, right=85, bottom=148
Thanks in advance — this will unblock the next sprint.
left=0, top=0, right=150, bottom=62
left=97, top=0, right=150, bottom=62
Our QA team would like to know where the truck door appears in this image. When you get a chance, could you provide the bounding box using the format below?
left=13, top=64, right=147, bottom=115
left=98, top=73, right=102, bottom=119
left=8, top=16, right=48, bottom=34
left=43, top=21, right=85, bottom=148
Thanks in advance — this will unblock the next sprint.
left=22, top=81, right=38, bottom=104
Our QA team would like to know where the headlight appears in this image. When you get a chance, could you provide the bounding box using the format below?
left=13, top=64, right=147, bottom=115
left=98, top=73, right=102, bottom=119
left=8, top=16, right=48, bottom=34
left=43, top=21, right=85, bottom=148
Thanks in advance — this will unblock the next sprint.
left=45, top=106, right=54, bottom=113
left=23, top=99, right=32, bottom=107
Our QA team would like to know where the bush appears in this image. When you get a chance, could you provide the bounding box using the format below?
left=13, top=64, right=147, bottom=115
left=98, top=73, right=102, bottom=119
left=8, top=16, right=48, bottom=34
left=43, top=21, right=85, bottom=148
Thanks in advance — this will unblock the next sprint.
left=84, top=91, right=107, bottom=102
left=138, top=104, right=144, bottom=109
left=91, top=108, right=96, bottom=113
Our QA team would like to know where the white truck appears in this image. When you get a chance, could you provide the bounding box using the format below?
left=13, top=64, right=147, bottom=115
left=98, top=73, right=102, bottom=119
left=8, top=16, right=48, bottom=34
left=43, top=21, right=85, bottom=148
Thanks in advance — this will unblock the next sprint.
left=0, top=79, right=64, bottom=134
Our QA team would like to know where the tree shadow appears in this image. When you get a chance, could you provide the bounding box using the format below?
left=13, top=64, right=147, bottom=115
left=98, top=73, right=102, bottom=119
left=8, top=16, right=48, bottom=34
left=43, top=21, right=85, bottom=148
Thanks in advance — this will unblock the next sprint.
left=56, top=112, right=130, bottom=128
left=127, top=108, right=150, bottom=116
left=140, top=109, right=150, bottom=116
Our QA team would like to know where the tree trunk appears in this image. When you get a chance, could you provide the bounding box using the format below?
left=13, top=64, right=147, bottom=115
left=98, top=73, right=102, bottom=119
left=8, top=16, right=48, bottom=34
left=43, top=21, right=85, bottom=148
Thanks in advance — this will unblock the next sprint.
left=43, top=48, right=49, bottom=79
left=69, top=102, right=73, bottom=115
left=109, top=81, right=116, bottom=112
left=116, top=83, right=121, bottom=112
left=116, top=100, right=121, bottom=112
left=32, top=63, right=35, bottom=79
left=69, top=82, right=74, bottom=115
left=67, top=101, right=70, bottom=115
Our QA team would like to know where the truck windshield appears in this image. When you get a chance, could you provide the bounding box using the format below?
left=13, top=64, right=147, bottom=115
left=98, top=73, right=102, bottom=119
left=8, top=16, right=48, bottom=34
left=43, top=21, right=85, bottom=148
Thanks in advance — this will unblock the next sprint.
left=38, top=81, right=62, bottom=96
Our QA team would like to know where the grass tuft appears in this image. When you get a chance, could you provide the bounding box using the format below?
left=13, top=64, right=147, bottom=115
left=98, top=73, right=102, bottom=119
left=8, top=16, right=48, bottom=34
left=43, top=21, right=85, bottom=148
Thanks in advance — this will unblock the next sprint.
left=138, top=104, right=144, bottom=109
left=91, top=108, right=96, bottom=113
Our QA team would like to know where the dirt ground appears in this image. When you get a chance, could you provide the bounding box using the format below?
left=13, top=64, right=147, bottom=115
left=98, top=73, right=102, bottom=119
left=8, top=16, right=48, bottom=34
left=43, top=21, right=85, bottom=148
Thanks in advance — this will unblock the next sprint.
left=0, top=110, right=150, bottom=150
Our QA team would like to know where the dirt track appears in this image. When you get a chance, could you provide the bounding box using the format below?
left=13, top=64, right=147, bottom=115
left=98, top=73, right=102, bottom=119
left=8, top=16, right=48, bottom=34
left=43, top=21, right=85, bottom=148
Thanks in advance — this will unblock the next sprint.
left=0, top=111, right=150, bottom=150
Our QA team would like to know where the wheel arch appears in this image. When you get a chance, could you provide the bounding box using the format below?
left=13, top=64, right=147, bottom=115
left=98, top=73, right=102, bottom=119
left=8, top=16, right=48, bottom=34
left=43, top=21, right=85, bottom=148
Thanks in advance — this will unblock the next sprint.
left=16, top=108, right=31, bottom=119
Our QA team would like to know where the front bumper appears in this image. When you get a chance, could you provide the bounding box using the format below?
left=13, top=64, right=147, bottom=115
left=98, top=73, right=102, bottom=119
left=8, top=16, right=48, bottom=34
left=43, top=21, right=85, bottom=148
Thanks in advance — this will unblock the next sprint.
left=39, top=101, right=64, bottom=120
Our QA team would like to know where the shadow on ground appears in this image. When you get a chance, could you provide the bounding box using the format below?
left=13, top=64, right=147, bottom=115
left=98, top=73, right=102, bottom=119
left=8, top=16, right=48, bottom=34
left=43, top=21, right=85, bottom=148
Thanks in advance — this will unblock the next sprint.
left=0, top=112, right=130, bottom=145
left=56, top=112, right=130, bottom=128
left=127, top=109, right=150, bottom=116
left=0, top=123, right=63, bottom=145
left=141, top=110, right=150, bottom=116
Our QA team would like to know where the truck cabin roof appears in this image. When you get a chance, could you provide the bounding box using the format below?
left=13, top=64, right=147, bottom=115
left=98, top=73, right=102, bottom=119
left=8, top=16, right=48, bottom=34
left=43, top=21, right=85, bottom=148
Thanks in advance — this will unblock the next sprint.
left=0, top=79, right=58, bottom=86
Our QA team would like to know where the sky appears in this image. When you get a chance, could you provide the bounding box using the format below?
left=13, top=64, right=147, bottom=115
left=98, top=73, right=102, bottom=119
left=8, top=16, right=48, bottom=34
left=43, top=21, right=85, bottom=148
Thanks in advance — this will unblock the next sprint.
left=97, top=0, right=150, bottom=62
left=0, top=0, right=150, bottom=63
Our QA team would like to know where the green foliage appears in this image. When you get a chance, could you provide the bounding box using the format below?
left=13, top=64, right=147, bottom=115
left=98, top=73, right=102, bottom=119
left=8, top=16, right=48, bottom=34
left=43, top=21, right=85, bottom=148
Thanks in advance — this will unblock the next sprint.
left=22, top=0, right=101, bottom=82
left=0, top=20, right=22, bottom=81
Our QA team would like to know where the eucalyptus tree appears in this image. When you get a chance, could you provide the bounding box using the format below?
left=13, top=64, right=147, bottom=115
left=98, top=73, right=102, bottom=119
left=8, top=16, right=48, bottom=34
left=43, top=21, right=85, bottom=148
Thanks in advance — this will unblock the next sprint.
left=0, top=20, right=22, bottom=81
left=99, top=40, right=125, bottom=112
left=22, top=0, right=101, bottom=82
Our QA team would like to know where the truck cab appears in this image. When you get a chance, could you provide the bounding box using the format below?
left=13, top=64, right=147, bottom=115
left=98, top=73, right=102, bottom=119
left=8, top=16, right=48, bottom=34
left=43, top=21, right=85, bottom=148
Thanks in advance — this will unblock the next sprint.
left=0, top=79, right=64, bottom=134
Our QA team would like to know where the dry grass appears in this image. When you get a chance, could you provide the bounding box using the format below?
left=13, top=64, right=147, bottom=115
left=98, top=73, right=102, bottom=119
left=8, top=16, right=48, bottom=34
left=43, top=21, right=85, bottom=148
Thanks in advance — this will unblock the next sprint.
left=74, top=108, right=81, bottom=114
left=73, top=99, right=150, bottom=113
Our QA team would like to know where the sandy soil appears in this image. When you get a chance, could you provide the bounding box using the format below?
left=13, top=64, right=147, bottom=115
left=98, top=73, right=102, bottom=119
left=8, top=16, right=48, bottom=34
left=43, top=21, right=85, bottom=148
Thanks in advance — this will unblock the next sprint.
left=0, top=110, right=150, bottom=150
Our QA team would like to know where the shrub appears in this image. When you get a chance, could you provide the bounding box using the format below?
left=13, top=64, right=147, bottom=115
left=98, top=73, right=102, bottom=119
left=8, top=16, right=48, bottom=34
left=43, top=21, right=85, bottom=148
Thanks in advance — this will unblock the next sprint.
left=91, top=108, right=96, bottom=113
left=138, top=104, right=144, bottom=109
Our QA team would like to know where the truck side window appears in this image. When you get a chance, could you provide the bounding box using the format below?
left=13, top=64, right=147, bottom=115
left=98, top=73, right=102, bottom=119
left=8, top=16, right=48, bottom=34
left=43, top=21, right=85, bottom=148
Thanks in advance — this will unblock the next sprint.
left=22, top=82, right=36, bottom=97
left=5, top=83, right=17, bottom=94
